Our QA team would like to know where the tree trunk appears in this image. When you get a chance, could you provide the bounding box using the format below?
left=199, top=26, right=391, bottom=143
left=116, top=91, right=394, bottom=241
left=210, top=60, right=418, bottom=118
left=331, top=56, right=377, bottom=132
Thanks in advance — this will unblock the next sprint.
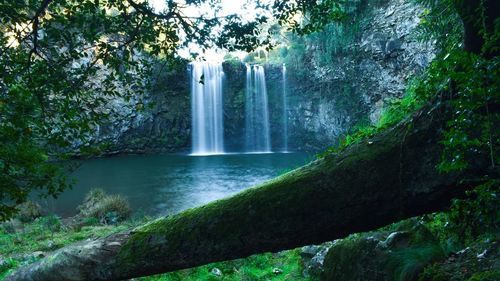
left=5, top=102, right=491, bottom=281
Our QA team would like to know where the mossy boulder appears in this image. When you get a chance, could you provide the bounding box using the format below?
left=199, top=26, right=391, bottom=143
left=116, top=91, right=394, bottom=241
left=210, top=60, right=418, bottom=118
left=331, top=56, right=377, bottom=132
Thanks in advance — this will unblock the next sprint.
left=322, top=221, right=445, bottom=281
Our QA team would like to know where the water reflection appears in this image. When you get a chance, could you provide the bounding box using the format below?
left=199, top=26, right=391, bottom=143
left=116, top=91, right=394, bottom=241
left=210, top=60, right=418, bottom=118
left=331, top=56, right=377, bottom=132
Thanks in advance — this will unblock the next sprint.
left=47, top=153, right=311, bottom=217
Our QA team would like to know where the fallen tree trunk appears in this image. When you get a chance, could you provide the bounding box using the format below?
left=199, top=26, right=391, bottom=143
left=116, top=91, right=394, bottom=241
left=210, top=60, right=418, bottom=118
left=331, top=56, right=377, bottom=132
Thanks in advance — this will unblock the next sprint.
left=6, top=103, right=491, bottom=281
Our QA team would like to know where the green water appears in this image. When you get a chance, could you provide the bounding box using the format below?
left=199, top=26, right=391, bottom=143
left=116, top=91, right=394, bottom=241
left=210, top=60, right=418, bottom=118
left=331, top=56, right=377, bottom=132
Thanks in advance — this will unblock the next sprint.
left=47, top=153, right=312, bottom=217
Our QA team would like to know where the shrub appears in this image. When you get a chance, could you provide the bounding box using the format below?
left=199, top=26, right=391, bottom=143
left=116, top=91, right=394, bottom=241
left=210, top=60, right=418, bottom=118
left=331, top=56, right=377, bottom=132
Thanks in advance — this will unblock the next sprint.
left=78, top=189, right=131, bottom=224
left=37, top=215, right=62, bottom=233
left=447, top=181, right=499, bottom=244
left=77, top=188, right=106, bottom=215
left=15, top=201, right=42, bottom=223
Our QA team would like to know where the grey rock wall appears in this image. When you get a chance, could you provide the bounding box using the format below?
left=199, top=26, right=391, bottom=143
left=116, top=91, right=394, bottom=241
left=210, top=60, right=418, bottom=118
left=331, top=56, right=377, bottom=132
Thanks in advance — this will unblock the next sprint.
left=282, top=0, right=435, bottom=150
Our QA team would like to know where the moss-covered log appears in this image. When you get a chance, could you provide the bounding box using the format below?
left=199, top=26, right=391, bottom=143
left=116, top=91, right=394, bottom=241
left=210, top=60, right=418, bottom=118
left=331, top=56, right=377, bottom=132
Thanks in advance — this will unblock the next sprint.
left=5, top=103, right=491, bottom=281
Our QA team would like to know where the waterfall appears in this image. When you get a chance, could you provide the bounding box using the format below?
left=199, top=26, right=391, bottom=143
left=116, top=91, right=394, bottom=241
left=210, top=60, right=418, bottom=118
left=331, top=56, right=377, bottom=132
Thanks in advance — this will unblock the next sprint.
left=190, top=61, right=224, bottom=155
left=245, top=64, right=271, bottom=152
left=282, top=63, right=288, bottom=152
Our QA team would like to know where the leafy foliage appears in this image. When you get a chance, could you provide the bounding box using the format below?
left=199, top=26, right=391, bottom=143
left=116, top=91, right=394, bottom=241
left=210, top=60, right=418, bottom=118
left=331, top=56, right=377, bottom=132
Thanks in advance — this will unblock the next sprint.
left=422, top=180, right=499, bottom=252
left=435, top=52, right=499, bottom=171
left=260, top=0, right=370, bottom=72
left=272, top=0, right=345, bottom=35
left=414, top=0, right=463, bottom=53
left=447, top=180, right=499, bottom=243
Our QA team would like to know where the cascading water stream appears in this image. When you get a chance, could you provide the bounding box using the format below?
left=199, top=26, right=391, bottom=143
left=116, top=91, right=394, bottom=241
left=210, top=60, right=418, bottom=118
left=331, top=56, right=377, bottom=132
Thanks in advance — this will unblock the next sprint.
left=190, top=62, right=224, bottom=155
left=282, top=63, right=288, bottom=152
left=245, top=64, right=271, bottom=153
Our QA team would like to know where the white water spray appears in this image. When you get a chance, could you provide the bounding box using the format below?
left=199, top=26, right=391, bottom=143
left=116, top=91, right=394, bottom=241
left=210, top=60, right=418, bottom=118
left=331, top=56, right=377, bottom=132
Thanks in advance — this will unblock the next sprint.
left=190, top=62, right=224, bottom=155
left=245, top=64, right=271, bottom=152
left=282, top=63, right=288, bottom=152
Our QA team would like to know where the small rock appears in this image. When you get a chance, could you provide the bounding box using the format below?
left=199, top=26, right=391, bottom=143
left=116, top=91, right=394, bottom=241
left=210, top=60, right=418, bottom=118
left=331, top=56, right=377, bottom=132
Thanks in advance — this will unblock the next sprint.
left=272, top=268, right=283, bottom=275
left=476, top=249, right=487, bottom=259
left=211, top=267, right=222, bottom=277
left=32, top=251, right=45, bottom=258
left=457, top=247, right=470, bottom=255
left=378, top=231, right=410, bottom=249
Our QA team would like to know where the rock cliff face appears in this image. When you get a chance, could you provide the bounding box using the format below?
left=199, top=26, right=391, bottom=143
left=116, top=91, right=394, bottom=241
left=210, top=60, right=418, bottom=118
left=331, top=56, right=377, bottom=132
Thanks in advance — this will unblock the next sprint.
left=90, top=62, right=191, bottom=154
left=280, top=0, right=435, bottom=150
left=92, top=0, right=435, bottom=154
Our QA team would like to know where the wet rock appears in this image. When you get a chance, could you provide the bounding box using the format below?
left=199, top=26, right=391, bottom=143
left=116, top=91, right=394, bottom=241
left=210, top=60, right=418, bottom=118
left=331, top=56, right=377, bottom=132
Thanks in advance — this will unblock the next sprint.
left=211, top=267, right=222, bottom=277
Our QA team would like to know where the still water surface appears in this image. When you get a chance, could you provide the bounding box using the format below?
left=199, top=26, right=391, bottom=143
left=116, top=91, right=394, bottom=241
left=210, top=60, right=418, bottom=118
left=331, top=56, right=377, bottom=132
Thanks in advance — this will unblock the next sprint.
left=48, top=153, right=311, bottom=217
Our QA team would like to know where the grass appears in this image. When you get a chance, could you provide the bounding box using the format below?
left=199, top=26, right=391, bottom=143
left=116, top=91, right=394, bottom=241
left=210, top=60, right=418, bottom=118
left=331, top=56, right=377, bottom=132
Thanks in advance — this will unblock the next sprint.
left=0, top=218, right=129, bottom=256
left=136, top=249, right=311, bottom=281
left=388, top=244, right=445, bottom=281
left=0, top=216, right=131, bottom=278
